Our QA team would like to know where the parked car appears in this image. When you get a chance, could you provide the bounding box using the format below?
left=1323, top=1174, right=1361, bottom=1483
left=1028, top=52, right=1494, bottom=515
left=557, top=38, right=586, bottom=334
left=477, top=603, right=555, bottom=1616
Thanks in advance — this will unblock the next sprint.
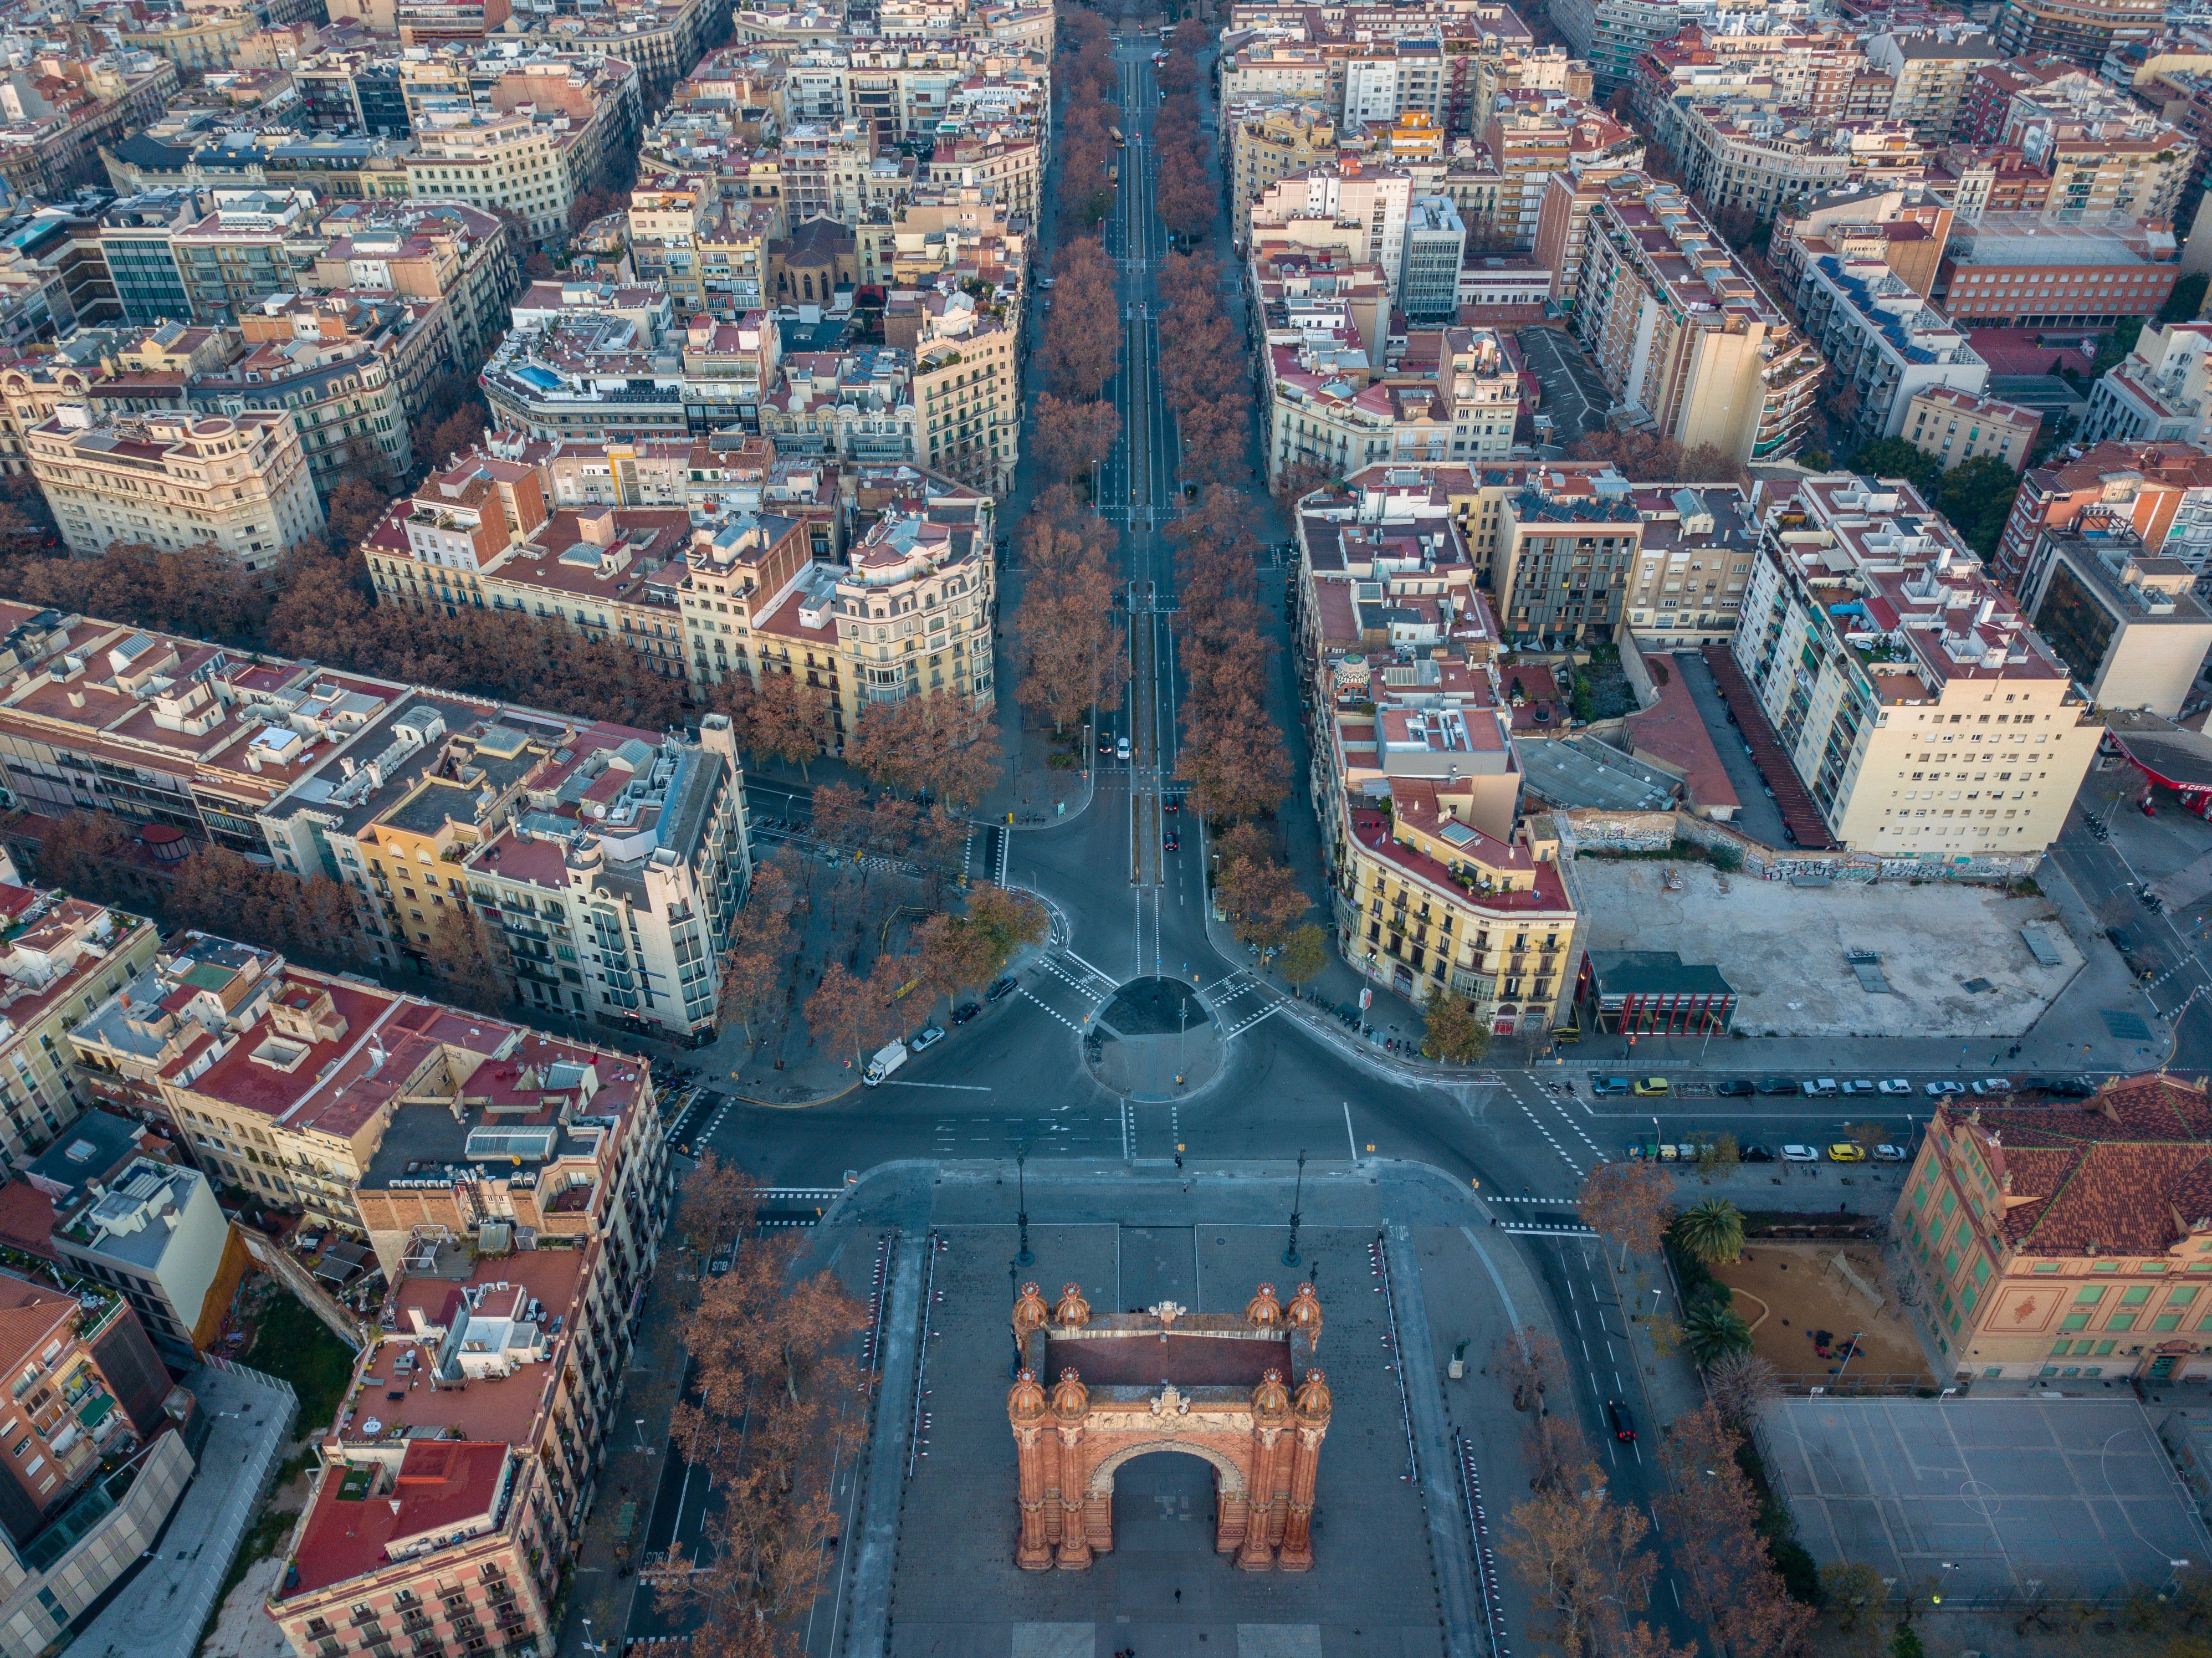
left=1099, top=731, right=1115, bottom=754
left=1827, top=1143, right=1867, bottom=1163
left=1876, top=1078, right=1913, bottom=1096
left=1841, top=1079, right=1878, bottom=1095
left=987, top=974, right=1021, bottom=1002
left=1924, top=1079, right=1965, bottom=1097
left=1740, top=1144, right=1775, bottom=1163
left=1970, top=1077, right=2013, bottom=1096
left=2025, top=1075, right=2095, bottom=1100
left=1873, top=1144, right=1908, bottom=1162
left=1591, top=1076, right=1632, bottom=1097
left=1607, top=1400, right=1637, bottom=1441
left=1632, top=1077, right=1671, bottom=1097
left=1781, top=1144, right=1819, bottom=1161
left=1657, top=1143, right=1680, bottom=1161
left=950, top=1002, right=982, bottom=1025
left=1715, top=1078, right=1756, bottom=1097
left=2108, top=925, right=2136, bottom=955
left=1757, top=1077, right=1799, bottom=1096
left=1802, top=1077, right=1840, bottom=1096
left=912, top=1024, right=946, bottom=1052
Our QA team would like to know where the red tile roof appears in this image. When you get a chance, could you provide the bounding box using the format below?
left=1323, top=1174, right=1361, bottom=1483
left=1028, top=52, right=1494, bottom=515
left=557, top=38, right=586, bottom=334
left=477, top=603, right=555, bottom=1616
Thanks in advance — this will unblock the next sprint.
left=285, top=1441, right=509, bottom=1598
left=1951, top=1077, right=2212, bottom=1256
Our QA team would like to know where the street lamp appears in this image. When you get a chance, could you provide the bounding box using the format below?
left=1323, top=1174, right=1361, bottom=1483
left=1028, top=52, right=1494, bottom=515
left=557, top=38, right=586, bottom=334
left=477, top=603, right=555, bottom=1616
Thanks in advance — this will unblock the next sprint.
left=1015, top=1151, right=1032, bottom=1267
left=1009, top=1260, right=1024, bottom=1378
left=582, top=1620, right=605, bottom=1657
left=1282, top=1149, right=1307, bottom=1267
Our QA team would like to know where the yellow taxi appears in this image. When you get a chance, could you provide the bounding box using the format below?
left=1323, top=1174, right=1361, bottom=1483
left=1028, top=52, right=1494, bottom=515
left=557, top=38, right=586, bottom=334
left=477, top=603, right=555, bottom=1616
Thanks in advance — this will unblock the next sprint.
left=1631, top=1077, right=1671, bottom=1097
left=1826, top=1143, right=1868, bottom=1162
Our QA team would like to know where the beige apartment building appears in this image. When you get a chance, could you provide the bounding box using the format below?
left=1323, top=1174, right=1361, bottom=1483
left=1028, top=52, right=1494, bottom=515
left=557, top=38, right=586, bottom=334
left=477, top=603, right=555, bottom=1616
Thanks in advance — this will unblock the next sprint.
left=1733, top=472, right=2102, bottom=858
left=1568, top=175, right=1825, bottom=464
left=1901, top=385, right=2041, bottom=469
left=1894, top=1079, right=2212, bottom=1383
left=914, top=317, right=1018, bottom=496
left=0, top=885, right=158, bottom=1175
left=27, top=406, right=324, bottom=570
left=1228, top=104, right=1339, bottom=243
left=402, top=112, right=582, bottom=247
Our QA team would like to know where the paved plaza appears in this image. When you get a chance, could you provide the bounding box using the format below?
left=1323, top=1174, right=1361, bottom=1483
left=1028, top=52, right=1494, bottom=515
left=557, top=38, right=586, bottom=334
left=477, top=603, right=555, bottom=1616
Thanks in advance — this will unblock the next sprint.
left=887, top=1220, right=1450, bottom=1658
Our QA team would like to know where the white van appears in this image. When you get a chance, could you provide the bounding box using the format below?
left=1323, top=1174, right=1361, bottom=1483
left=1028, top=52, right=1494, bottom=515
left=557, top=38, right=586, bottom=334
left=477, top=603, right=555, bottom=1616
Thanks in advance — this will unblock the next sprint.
left=863, top=1041, right=907, bottom=1086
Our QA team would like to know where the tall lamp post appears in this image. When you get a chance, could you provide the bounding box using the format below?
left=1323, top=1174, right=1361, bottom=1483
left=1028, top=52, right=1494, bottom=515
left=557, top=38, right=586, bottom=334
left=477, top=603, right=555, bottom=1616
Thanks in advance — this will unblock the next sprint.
left=1015, top=1150, right=1032, bottom=1267
left=1008, top=1260, right=1023, bottom=1378
left=1282, top=1148, right=1307, bottom=1267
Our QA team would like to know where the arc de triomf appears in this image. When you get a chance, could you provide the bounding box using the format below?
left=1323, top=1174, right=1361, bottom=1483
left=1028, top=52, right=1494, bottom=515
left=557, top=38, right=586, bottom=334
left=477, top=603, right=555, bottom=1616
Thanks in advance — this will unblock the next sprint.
left=1004, top=1279, right=1332, bottom=1572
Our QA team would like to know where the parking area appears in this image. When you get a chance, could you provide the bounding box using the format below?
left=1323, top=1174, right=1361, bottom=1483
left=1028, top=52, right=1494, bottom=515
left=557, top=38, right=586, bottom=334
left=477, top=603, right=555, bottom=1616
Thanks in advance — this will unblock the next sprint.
left=1572, top=858, right=2085, bottom=1037
left=1670, top=650, right=1791, bottom=846
left=1517, top=324, right=1612, bottom=449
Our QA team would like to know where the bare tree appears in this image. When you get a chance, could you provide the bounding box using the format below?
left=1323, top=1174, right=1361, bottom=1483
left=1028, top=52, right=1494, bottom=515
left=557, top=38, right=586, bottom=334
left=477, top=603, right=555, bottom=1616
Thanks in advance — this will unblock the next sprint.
left=1703, top=1350, right=1779, bottom=1429
left=1578, top=1161, right=1677, bottom=1270
left=1497, top=1323, right=1566, bottom=1414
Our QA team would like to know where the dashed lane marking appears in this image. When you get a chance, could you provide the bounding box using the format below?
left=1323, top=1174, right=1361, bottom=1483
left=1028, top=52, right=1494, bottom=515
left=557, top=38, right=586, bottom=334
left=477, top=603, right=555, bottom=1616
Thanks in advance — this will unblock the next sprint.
left=1222, top=1001, right=1283, bottom=1039
left=1022, top=986, right=1085, bottom=1031
left=1517, top=1101, right=1585, bottom=1178
left=1497, top=1223, right=1601, bottom=1238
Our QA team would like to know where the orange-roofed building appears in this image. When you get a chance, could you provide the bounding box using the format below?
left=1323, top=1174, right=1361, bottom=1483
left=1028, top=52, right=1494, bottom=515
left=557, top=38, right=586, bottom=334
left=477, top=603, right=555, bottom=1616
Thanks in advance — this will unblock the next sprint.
left=1896, top=1077, right=2212, bottom=1381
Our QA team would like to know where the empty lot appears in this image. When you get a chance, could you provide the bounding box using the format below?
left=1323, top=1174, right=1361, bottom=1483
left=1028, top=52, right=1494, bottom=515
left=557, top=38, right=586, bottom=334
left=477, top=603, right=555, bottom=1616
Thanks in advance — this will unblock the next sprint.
left=1573, top=859, right=2082, bottom=1037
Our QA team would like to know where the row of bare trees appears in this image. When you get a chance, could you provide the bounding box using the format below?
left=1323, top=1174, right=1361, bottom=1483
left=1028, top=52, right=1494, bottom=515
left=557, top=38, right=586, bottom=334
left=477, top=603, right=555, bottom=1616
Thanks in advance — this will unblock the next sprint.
left=799, top=882, right=1044, bottom=1065
left=668, top=1158, right=866, bottom=1658
left=1009, top=487, right=1130, bottom=736
left=1157, top=250, right=1259, bottom=491
left=1053, top=9, right=1121, bottom=237
left=1168, top=487, right=1289, bottom=826
left=1151, top=24, right=1215, bottom=244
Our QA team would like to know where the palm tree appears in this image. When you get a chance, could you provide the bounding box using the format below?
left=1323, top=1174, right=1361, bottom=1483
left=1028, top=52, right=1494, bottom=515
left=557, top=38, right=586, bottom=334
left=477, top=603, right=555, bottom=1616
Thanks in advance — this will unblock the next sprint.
left=1675, top=1198, right=1746, bottom=1266
left=1682, top=1297, right=1754, bottom=1367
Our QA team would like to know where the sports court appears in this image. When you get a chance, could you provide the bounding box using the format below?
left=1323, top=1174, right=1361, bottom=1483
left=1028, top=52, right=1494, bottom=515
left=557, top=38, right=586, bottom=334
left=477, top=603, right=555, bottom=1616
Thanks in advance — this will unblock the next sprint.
left=1760, top=1398, right=2212, bottom=1600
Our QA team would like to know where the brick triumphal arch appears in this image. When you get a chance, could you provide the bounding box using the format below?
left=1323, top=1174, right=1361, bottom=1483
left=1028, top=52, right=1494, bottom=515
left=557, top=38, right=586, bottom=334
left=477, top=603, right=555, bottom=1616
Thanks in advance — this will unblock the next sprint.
left=1005, top=1280, right=1332, bottom=1572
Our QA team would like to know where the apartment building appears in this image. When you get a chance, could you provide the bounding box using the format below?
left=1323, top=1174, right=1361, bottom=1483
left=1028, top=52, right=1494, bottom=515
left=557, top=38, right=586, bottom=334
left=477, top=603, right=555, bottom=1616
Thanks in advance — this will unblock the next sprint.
left=1991, top=0, right=2163, bottom=67
left=2012, top=513, right=2212, bottom=714
left=1566, top=175, right=1824, bottom=463
left=27, top=406, right=323, bottom=570
left=1247, top=163, right=1413, bottom=305
left=1788, top=251, right=1990, bottom=442
left=924, top=128, right=1044, bottom=226
left=1862, top=30, right=2001, bottom=139
left=1732, top=471, right=2102, bottom=857
left=1549, top=0, right=1718, bottom=92
left=1675, top=100, right=1857, bottom=217
left=1995, top=439, right=2212, bottom=587
left=760, top=345, right=916, bottom=468
left=404, top=114, right=581, bottom=249
left=0, top=887, right=158, bottom=1178
left=1768, top=182, right=1957, bottom=299
left=1900, top=385, right=2042, bottom=469
left=254, top=692, right=749, bottom=1043
left=96, top=190, right=202, bottom=329
left=48, top=1157, right=234, bottom=1355
left=2081, top=323, right=2212, bottom=449
left=0, top=1265, right=173, bottom=1543
left=1293, top=485, right=1580, bottom=1033
left=479, top=291, right=687, bottom=443
left=913, top=311, right=1017, bottom=495
left=1893, top=1079, right=2212, bottom=1381
left=176, top=293, right=435, bottom=489
left=1228, top=104, right=1339, bottom=244
left=679, top=469, right=994, bottom=742
left=309, top=199, right=524, bottom=367
left=169, top=190, right=316, bottom=327
left=0, top=53, right=180, bottom=203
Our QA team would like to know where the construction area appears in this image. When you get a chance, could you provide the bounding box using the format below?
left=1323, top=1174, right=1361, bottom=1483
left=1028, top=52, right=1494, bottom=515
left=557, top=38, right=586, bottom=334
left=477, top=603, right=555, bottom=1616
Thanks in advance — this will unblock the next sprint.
left=1570, top=860, right=2082, bottom=1037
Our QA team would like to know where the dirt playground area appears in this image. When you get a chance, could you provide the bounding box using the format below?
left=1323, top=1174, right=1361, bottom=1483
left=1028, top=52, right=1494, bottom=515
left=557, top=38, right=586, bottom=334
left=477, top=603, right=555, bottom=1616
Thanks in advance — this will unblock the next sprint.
left=1710, top=1242, right=1935, bottom=1386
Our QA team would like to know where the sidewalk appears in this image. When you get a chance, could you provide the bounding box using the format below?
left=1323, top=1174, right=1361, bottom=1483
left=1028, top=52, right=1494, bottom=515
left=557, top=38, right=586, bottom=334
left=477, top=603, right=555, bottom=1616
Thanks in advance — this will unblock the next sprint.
left=556, top=1256, right=692, bottom=1658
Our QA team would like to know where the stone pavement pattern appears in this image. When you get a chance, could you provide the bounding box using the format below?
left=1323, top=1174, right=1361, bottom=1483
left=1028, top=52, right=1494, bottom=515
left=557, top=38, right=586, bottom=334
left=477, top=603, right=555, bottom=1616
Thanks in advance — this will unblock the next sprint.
left=887, top=1221, right=1449, bottom=1658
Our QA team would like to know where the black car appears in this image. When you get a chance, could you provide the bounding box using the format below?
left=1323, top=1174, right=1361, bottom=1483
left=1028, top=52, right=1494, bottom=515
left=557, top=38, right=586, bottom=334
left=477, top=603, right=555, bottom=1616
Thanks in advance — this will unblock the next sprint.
left=1756, top=1076, right=1799, bottom=1096
left=987, top=974, right=1021, bottom=1002
left=1714, top=1078, right=1756, bottom=1097
left=1606, top=1400, right=1636, bottom=1442
left=1740, top=1144, right=1775, bottom=1163
left=1163, top=831, right=1180, bottom=852
left=950, top=1002, right=982, bottom=1026
left=2025, top=1074, right=2095, bottom=1100
left=2109, top=925, right=2137, bottom=954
